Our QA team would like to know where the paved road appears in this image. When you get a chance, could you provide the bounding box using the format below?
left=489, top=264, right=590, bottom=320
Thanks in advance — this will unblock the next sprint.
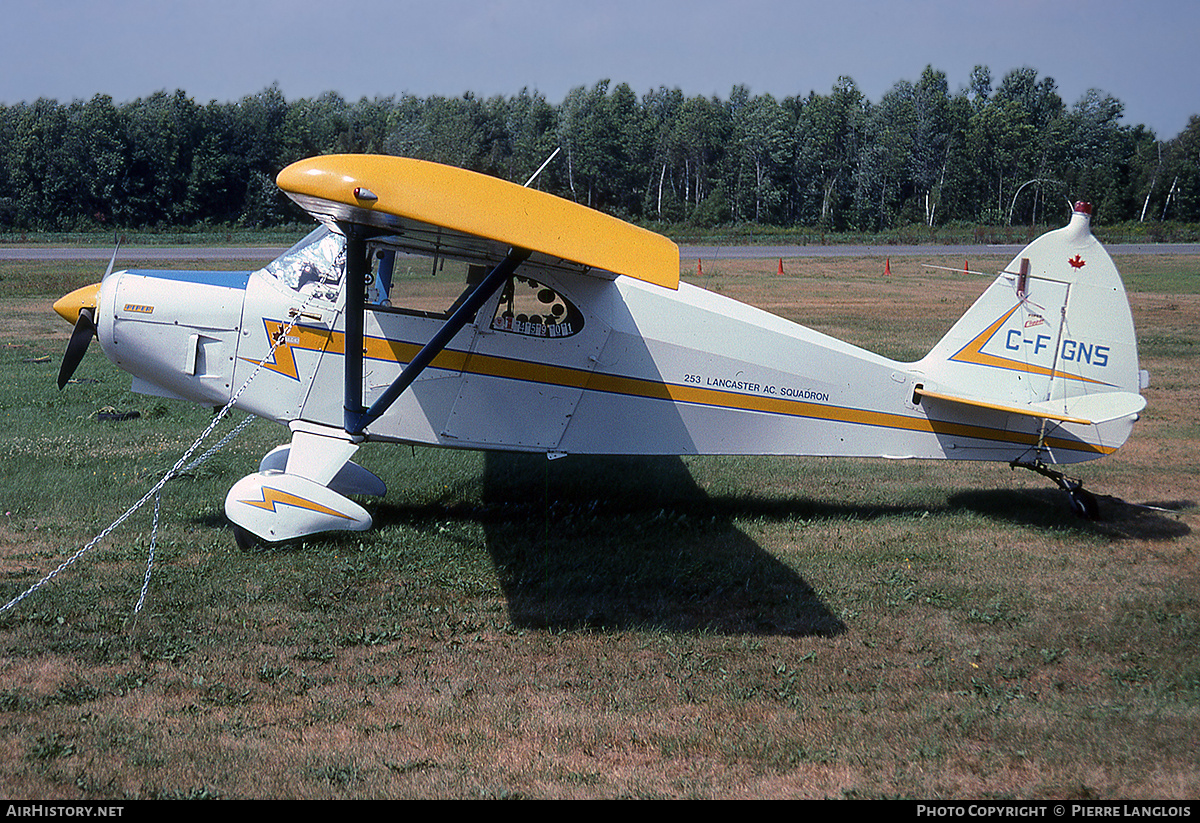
left=2, top=242, right=1198, bottom=263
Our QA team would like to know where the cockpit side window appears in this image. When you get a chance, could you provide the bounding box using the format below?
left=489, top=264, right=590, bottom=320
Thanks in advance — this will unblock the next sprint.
left=265, top=231, right=584, bottom=339
left=366, top=245, right=484, bottom=319
left=263, top=226, right=345, bottom=302
left=491, top=275, right=583, bottom=338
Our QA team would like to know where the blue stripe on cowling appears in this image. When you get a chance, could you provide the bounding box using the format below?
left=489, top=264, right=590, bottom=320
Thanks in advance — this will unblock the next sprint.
left=125, top=269, right=252, bottom=289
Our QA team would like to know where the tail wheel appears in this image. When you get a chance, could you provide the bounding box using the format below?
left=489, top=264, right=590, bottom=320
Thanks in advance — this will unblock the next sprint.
left=1067, top=488, right=1100, bottom=521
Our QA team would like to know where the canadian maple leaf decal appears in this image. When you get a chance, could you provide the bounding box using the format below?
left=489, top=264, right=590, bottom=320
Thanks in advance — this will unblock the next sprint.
left=1068, top=255, right=1086, bottom=269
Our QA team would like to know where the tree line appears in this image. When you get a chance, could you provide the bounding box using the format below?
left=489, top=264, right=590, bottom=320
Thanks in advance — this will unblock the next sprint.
left=2, top=66, right=1198, bottom=233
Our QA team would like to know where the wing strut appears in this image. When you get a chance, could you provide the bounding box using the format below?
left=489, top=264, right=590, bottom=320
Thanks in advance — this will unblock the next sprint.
left=341, top=228, right=530, bottom=436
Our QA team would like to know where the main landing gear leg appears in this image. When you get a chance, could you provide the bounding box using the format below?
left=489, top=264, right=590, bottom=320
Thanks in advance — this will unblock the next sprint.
left=1010, top=459, right=1100, bottom=520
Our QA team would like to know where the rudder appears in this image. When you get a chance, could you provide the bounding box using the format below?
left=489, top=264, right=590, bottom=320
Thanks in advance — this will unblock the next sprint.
left=916, top=202, right=1143, bottom=414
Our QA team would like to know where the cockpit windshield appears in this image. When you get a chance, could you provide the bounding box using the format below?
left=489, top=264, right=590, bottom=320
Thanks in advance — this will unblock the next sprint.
left=263, top=226, right=345, bottom=302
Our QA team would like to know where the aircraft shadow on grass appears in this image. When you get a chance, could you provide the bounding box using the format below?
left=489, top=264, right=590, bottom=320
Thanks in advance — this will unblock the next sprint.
left=365, top=455, right=1191, bottom=633
left=947, top=487, right=1193, bottom=541
left=193, top=448, right=1191, bottom=636
left=371, top=453, right=847, bottom=637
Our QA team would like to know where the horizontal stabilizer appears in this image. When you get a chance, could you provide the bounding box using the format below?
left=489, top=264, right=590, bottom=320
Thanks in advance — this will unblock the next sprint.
left=1028, top=391, right=1146, bottom=425
left=915, top=386, right=1145, bottom=426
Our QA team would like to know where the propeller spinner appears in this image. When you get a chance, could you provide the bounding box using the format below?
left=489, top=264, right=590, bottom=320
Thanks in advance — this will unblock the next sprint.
left=53, top=283, right=101, bottom=389
left=53, top=244, right=118, bottom=390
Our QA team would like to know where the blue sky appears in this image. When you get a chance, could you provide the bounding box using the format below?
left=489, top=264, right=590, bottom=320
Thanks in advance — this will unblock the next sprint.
left=3, top=0, right=1196, bottom=137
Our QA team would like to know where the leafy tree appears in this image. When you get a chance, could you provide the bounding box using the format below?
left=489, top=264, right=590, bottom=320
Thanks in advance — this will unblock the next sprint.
left=855, top=81, right=913, bottom=229
left=728, top=86, right=794, bottom=224
left=559, top=80, right=636, bottom=212
left=346, top=96, right=393, bottom=156
left=502, top=87, right=560, bottom=187
left=0, top=74, right=1194, bottom=231
left=967, top=65, right=992, bottom=111
left=383, top=94, right=430, bottom=160
left=673, top=94, right=729, bottom=222
left=643, top=86, right=685, bottom=219
left=71, top=95, right=125, bottom=227
left=183, top=102, right=246, bottom=224
left=235, top=84, right=289, bottom=176
left=282, top=91, right=350, bottom=160
left=1161, top=115, right=1200, bottom=221
left=791, top=77, right=867, bottom=229
left=987, top=68, right=1068, bottom=224
left=406, top=92, right=509, bottom=172
left=5, top=99, right=82, bottom=229
left=910, top=67, right=958, bottom=226
left=1060, top=89, right=1130, bottom=221
left=966, top=98, right=1035, bottom=223
left=118, top=90, right=199, bottom=225
left=1128, top=125, right=1165, bottom=222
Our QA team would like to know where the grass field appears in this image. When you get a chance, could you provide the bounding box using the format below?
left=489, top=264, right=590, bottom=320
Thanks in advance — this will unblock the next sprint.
left=0, top=251, right=1196, bottom=799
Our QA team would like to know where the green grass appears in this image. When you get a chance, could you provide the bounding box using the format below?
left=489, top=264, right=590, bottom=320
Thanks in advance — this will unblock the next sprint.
left=0, top=226, right=306, bottom=248
left=0, top=253, right=1196, bottom=799
left=1112, top=255, right=1200, bottom=294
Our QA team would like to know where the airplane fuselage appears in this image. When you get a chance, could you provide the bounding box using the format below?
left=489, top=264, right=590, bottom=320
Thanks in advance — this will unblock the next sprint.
left=95, top=231, right=1130, bottom=470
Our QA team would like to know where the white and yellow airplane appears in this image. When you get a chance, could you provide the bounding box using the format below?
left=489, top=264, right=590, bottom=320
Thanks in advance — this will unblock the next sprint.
left=53, top=154, right=1148, bottom=546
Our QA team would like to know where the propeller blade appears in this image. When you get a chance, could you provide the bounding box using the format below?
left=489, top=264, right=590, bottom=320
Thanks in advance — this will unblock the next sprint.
left=103, top=239, right=121, bottom=280
left=54, top=240, right=114, bottom=390
left=57, top=307, right=96, bottom=390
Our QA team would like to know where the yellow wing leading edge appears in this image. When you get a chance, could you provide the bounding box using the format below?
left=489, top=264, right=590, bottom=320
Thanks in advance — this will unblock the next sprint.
left=276, top=154, right=680, bottom=290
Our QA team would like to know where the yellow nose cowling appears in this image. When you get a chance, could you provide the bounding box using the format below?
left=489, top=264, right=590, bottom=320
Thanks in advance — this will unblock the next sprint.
left=53, top=283, right=101, bottom=325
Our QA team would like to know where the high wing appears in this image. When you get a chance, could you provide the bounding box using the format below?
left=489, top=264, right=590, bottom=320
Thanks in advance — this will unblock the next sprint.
left=276, top=154, right=680, bottom=290
left=275, top=154, right=681, bottom=437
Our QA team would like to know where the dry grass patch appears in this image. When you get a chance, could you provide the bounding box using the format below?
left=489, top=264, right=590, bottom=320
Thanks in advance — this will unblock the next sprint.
left=0, top=252, right=1195, bottom=798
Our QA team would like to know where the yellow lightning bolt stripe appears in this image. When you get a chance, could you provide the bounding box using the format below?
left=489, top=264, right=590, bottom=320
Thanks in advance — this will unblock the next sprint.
left=240, top=320, right=330, bottom=380
left=949, top=304, right=1108, bottom=385
left=238, top=486, right=355, bottom=519
left=240, top=320, right=466, bottom=381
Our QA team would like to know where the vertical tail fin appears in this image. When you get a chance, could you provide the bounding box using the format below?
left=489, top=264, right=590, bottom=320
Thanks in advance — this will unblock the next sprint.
left=918, top=203, right=1144, bottom=416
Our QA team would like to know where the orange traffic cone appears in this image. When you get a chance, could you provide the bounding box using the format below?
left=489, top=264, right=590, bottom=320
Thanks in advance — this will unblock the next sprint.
left=884, top=257, right=891, bottom=276
left=778, top=258, right=784, bottom=275
left=964, top=259, right=970, bottom=275
left=697, top=259, right=703, bottom=276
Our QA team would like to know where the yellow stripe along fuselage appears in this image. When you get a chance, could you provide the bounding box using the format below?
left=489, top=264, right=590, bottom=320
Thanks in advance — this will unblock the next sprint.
left=243, top=318, right=1115, bottom=458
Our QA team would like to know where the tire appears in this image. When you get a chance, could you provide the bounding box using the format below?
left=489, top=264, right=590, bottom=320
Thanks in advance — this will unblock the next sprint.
left=1068, top=488, right=1100, bottom=521
left=232, top=524, right=260, bottom=553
